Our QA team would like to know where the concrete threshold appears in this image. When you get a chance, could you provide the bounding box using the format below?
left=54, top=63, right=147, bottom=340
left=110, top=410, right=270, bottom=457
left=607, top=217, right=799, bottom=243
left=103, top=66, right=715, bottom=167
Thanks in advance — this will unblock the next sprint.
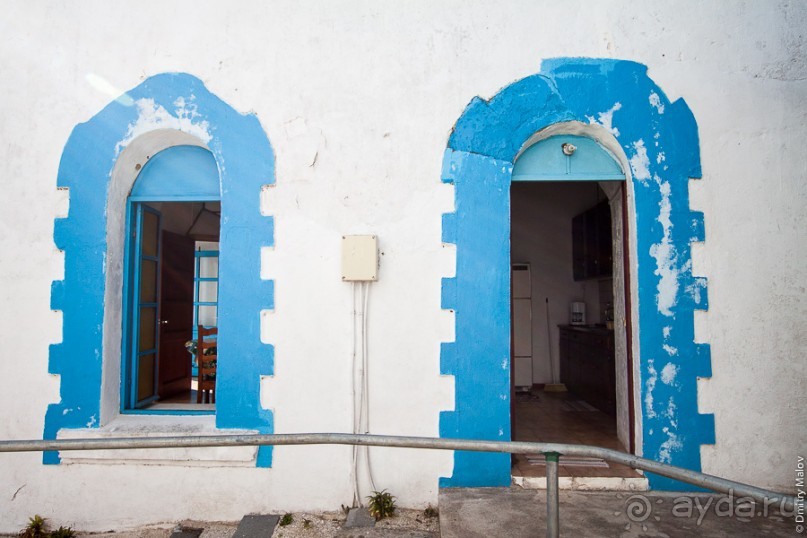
left=513, top=475, right=649, bottom=491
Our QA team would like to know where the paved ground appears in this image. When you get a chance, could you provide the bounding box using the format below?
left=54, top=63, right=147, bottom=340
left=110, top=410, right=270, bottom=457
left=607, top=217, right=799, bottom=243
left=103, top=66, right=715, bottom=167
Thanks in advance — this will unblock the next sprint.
left=439, top=487, right=798, bottom=537
left=4, top=489, right=797, bottom=537
left=0, top=509, right=438, bottom=538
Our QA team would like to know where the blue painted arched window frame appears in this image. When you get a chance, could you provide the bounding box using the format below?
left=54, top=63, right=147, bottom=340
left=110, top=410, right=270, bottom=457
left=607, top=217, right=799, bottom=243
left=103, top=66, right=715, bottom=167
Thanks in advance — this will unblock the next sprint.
left=46, top=74, right=276, bottom=466
left=439, top=59, right=714, bottom=490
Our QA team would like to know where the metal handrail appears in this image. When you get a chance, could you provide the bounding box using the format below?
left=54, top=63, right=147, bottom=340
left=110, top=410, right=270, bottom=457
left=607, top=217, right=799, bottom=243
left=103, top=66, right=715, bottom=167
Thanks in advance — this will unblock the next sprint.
left=0, top=433, right=797, bottom=538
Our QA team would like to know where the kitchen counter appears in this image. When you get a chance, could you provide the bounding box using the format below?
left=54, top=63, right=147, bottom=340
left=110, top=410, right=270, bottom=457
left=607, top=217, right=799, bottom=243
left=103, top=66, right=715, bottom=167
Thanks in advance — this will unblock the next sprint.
left=558, top=325, right=616, bottom=415
left=558, top=324, right=613, bottom=333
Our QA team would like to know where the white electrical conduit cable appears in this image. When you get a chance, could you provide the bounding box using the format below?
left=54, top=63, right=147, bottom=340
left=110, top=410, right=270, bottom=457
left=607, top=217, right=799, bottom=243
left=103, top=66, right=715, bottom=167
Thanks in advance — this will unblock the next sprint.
left=351, top=282, right=377, bottom=507
left=361, top=282, right=377, bottom=493
left=351, top=282, right=360, bottom=506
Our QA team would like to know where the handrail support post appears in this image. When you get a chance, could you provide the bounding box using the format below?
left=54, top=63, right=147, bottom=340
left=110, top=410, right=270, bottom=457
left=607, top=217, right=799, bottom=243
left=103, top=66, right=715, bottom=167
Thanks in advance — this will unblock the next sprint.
left=545, top=451, right=560, bottom=538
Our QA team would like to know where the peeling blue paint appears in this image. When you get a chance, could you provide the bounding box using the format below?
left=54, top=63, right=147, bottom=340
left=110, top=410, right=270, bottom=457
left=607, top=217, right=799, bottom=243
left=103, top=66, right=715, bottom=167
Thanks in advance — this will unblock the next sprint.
left=46, top=73, right=275, bottom=466
left=440, top=58, right=713, bottom=490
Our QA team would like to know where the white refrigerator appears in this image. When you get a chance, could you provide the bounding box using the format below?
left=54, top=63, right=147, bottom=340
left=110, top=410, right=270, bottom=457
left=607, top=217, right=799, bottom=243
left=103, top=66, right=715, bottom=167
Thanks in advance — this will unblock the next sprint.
left=512, top=263, right=533, bottom=391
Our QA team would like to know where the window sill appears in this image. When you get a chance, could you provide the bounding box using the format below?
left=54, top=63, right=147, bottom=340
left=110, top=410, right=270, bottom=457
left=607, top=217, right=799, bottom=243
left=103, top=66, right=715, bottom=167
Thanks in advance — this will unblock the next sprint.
left=56, top=415, right=257, bottom=466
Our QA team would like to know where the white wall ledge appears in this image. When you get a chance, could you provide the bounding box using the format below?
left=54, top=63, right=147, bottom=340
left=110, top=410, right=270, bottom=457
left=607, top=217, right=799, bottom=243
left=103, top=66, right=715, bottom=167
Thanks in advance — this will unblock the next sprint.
left=56, top=415, right=258, bottom=466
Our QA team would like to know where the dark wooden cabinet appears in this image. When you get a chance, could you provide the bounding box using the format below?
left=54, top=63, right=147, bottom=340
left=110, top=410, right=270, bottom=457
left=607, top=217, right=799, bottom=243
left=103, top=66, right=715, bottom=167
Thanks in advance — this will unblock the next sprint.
left=572, top=201, right=612, bottom=281
left=559, top=325, right=616, bottom=415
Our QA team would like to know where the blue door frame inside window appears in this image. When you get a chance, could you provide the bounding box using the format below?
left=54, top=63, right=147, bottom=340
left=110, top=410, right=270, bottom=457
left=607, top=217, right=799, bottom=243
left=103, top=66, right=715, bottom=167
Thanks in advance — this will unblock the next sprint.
left=125, top=203, right=162, bottom=409
left=192, top=247, right=219, bottom=377
left=121, top=198, right=220, bottom=415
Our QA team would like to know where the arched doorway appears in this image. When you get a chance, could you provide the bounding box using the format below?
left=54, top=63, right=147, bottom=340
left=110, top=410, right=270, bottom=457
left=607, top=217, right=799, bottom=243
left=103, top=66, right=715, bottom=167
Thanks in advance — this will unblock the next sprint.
left=509, top=132, right=641, bottom=486
left=439, top=58, right=713, bottom=491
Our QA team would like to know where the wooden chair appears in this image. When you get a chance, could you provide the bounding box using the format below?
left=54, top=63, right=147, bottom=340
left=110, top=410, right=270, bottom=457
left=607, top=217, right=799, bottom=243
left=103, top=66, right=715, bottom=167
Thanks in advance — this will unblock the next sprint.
left=196, top=325, right=217, bottom=404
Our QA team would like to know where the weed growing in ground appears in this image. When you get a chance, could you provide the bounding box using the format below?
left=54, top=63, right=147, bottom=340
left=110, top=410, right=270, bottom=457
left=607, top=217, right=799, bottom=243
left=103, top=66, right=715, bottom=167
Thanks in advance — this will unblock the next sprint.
left=20, top=516, right=46, bottom=538
left=48, top=528, right=75, bottom=538
left=279, top=513, right=293, bottom=526
left=19, top=516, right=75, bottom=538
left=367, top=490, right=396, bottom=521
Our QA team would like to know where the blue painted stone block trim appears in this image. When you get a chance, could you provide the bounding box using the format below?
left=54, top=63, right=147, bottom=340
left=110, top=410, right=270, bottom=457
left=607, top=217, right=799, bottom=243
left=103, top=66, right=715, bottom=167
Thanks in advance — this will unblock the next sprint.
left=440, top=58, right=714, bottom=490
left=46, top=73, right=275, bottom=466
left=439, top=149, right=513, bottom=487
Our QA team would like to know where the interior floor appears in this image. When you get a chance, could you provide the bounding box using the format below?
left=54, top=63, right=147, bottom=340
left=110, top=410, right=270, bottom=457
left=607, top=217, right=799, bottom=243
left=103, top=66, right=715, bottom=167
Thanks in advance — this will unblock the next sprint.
left=144, top=379, right=215, bottom=411
left=512, top=389, right=641, bottom=479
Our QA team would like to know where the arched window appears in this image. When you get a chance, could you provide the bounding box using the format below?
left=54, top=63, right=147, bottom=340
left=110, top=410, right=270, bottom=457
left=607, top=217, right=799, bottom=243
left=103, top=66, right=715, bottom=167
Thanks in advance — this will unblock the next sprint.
left=122, top=145, right=221, bottom=411
left=46, top=74, right=276, bottom=467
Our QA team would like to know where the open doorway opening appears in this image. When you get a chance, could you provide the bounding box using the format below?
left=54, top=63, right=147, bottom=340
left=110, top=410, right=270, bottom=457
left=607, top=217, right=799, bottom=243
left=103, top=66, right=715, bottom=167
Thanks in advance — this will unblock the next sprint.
left=124, top=201, right=220, bottom=412
left=509, top=135, right=641, bottom=484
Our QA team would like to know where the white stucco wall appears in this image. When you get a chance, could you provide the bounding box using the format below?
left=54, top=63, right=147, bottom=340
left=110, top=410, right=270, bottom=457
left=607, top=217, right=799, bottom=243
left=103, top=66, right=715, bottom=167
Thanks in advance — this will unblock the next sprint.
left=0, top=1, right=805, bottom=531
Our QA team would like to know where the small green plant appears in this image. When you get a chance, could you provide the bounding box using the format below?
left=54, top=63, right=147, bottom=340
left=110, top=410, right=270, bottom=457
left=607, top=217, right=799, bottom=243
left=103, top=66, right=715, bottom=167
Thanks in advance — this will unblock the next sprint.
left=279, top=513, right=293, bottom=526
left=49, top=527, right=76, bottom=538
left=20, top=515, right=47, bottom=538
left=423, top=505, right=438, bottom=518
left=366, top=489, right=396, bottom=521
left=302, top=518, right=311, bottom=529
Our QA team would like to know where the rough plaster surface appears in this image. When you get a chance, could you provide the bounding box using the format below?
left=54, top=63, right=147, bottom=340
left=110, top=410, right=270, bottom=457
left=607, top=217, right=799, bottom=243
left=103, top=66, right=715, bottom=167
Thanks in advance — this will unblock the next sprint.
left=0, top=0, right=805, bottom=531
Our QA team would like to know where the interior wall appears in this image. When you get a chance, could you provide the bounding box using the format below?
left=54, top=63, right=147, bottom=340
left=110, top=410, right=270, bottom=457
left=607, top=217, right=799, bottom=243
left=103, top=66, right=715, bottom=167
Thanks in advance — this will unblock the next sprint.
left=510, top=181, right=609, bottom=384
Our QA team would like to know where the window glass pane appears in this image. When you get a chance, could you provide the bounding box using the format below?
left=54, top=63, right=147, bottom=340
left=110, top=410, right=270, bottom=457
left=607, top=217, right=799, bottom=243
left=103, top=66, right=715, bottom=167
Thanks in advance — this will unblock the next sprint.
left=198, top=281, right=218, bottom=303
left=139, top=307, right=156, bottom=351
left=142, top=211, right=159, bottom=257
left=137, top=353, right=156, bottom=401
left=199, top=256, right=219, bottom=279
left=198, top=305, right=217, bottom=327
left=140, top=260, right=157, bottom=302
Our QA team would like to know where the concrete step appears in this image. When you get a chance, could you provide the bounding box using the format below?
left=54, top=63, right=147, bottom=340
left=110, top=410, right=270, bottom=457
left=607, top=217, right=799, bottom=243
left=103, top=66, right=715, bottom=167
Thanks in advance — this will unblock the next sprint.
left=439, top=487, right=795, bottom=537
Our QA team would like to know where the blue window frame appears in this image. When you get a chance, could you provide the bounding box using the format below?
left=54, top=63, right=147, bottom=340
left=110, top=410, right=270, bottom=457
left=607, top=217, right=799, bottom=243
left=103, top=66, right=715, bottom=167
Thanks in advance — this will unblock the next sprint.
left=192, top=245, right=219, bottom=377
left=193, top=247, right=219, bottom=328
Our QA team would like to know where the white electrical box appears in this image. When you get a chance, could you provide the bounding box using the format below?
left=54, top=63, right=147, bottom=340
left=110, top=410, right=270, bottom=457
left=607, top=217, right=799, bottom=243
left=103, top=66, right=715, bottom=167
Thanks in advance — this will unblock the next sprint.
left=341, top=235, right=378, bottom=281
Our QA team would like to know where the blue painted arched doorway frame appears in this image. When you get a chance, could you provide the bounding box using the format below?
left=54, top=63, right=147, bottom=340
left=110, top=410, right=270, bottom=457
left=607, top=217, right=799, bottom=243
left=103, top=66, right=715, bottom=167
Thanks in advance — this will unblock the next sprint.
left=439, top=58, right=714, bottom=490
left=46, top=74, right=276, bottom=466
